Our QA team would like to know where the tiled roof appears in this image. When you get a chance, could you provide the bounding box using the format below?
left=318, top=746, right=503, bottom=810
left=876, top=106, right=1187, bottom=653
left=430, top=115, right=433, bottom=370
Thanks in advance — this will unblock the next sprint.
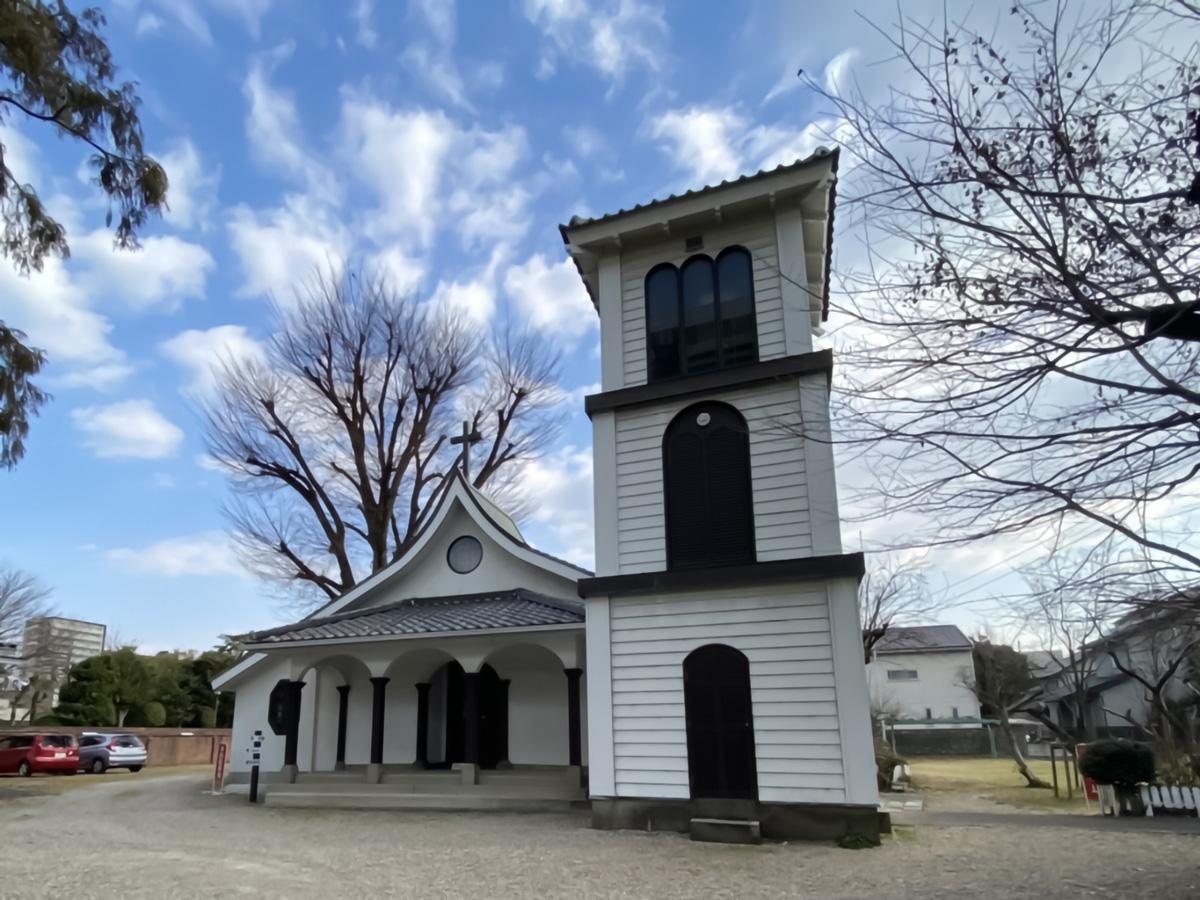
left=559, top=148, right=838, bottom=231
left=240, top=589, right=584, bottom=646
left=875, top=624, right=972, bottom=654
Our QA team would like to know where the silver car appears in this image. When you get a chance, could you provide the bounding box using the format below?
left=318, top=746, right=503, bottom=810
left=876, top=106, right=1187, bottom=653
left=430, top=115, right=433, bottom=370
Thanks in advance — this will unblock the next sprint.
left=78, top=733, right=147, bottom=774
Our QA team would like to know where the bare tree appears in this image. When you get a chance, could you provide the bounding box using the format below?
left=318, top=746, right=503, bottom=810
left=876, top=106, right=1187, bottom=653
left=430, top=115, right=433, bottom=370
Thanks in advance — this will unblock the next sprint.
left=859, top=553, right=944, bottom=662
left=810, top=1, right=1200, bottom=591
left=0, top=567, right=51, bottom=647
left=204, top=270, right=563, bottom=605
left=968, top=640, right=1052, bottom=788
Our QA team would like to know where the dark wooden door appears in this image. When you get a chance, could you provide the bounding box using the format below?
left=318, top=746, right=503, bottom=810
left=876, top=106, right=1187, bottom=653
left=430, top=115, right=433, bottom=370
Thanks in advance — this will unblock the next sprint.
left=477, top=664, right=507, bottom=769
left=683, top=644, right=758, bottom=800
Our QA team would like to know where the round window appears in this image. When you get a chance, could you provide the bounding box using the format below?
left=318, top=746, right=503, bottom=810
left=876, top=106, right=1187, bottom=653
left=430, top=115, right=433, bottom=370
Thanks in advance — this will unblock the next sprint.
left=447, top=535, right=483, bottom=574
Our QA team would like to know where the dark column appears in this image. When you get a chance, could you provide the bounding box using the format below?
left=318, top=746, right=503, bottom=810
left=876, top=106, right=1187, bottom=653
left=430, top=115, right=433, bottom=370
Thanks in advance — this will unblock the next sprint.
left=334, top=685, right=351, bottom=769
left=414, top=682, right=431, bottom=767
left=565, top=668, right=583, bottom=767
left=369, top=677, right=389, bottom=766
left=463, top=672, right=481, bottom=765
left=282, top=680, right=306, bottom=768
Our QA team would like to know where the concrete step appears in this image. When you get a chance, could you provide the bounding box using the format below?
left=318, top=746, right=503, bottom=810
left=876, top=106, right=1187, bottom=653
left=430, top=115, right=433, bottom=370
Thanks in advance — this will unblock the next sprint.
left=689, top=818, right=762, bottom=845
left=270, top=780, right=584, bottom=800
left=264, top=791, right=583, bottom=812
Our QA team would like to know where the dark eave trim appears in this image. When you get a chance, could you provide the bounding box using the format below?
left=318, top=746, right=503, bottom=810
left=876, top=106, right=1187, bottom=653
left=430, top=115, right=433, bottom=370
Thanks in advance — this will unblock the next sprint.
left=578, top=552, right=865, bottom=598
left=584, top=349, right=833, bottom=418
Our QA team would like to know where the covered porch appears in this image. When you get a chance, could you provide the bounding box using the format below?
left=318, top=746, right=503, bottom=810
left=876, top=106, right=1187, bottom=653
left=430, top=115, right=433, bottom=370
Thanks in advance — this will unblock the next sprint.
left=227, top=591, right=588, bottom=808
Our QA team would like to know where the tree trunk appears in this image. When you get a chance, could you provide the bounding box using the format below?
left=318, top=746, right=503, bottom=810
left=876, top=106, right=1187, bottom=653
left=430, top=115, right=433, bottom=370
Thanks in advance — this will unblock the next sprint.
left=999, top=714, right=1052, bottom=789
left=117, top=707, right=128, bottom=727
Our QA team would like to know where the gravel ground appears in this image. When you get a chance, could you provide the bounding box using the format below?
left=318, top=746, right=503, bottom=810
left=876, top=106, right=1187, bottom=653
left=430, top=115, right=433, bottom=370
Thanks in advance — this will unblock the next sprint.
left=1, top=774, right=1197, bottom=899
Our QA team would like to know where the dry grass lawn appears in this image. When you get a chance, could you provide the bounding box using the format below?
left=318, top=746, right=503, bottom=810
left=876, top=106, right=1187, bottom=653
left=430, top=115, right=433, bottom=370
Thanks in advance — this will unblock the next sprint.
left=908, top=755, right=1091, bottom=812
left=0, top=764, right=211, bottom=800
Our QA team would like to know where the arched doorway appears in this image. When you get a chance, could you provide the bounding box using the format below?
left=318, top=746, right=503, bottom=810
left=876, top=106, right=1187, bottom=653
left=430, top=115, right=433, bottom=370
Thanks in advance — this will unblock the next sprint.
left=683, top=644, right=757, bottom=800
left=434, top=661, right=507, bottom=769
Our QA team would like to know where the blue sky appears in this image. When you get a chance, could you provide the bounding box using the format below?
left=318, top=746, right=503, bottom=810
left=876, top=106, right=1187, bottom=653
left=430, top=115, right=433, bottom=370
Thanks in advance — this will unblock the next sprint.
left=0, top=0, right=1036, bottom=652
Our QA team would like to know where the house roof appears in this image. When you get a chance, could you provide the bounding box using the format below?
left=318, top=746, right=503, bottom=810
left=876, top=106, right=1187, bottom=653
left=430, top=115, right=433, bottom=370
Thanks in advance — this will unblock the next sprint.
left=238, top=589, right=585, bottom=647
left=875, top=624, right=973, bottom=654
left=559, top=150, right=839, bottom=323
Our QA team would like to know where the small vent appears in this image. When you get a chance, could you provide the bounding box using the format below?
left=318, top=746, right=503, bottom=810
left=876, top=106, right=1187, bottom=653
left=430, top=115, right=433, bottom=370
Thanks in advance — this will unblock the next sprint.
left=684, top=235, right=703, bottom=252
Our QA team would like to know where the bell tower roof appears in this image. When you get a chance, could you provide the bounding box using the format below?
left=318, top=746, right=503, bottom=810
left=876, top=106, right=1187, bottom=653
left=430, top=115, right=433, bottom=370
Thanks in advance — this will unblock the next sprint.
left=560, top=148, right=839, bottom=325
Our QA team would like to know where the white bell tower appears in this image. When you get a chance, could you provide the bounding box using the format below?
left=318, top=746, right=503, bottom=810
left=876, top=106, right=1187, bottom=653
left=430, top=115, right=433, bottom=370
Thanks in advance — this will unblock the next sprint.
left=561, top=150, right=881, bottom=841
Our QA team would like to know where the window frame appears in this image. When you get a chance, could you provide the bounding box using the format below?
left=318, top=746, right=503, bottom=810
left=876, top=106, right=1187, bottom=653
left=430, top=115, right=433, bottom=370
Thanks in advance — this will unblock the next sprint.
left=885, top=668, right=919, bottom=682
left=643, top=245, right=759, bottom=383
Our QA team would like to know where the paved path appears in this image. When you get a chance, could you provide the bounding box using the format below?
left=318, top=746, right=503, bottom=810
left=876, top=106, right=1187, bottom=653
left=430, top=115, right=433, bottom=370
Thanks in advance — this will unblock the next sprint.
left=2, top=774, right=1199, bottom=899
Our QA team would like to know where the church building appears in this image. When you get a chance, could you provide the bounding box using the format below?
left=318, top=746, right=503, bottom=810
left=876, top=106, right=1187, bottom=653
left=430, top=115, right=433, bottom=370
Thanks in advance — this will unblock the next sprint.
left=213, top=149, right=881, bottom=841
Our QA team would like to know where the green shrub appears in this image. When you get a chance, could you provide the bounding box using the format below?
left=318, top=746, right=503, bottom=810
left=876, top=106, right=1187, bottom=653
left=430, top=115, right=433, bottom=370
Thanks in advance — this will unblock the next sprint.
left=1079, top=739, right=1155, bottom=786
left=141, top=701, right=166, bottom=727
left=198, top=707, right=217, bottom=729
left=32, top=714, right=61, bottom=726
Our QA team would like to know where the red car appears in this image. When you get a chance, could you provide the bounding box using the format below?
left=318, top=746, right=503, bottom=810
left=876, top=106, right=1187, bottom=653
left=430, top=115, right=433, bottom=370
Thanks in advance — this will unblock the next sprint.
left=0, top=733, right=79, bottom=776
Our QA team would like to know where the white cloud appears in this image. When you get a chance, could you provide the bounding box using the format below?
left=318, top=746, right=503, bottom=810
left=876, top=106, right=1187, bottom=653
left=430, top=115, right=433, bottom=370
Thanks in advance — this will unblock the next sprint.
left=504, top=254, right=596, bottom=341
left=516, top=446, right=595, bottom=568
left=243, top=44, right=340, bottom=204
left=134, top=11, right=163, bottom=35
left=227, top=195, right=351, bottom=299
left=523, top=0, right=667, bottom=85
left=340, top=97, right=529, bottom=251
left=157, top=139, right=220, bottom=231
left=647, top=106, right=745, bottom=184
left=0, top=257, right=123, bottom=369
left=647, top=103, right=844, bottom=185
left=370, top=246, right=426, bottom=296
left=209, top=0, right=273, bottom=37
left=403, top=0, right=472, bottom=109
left=72, top=399, right=184, bottom=459
left=49, top=362, right=136, bottom=391
left=72, top=231, right=214, bottom=311
left=160, top=325, right=267, bottom=395
left=430, top=275, right=495, bottom=324
left=107, top=531, right=245, bottom=578
left=342, top=101, right=456, bottom=248
left=352, top=0, right=377, bottom=47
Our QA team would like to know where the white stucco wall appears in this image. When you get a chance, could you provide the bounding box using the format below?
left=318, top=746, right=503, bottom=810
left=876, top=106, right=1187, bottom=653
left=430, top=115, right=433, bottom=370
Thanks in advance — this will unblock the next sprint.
left=866, top=649, right=980, bottom=721
left=347, top=503, right=579, bottom=612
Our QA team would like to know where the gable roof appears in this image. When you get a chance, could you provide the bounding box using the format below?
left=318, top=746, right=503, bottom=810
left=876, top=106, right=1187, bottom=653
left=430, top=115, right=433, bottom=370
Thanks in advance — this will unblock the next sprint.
left=308, top=470, right=590, bottom=621
left=875, top=624, right=972, bottom=654
left=239, top=589, right=584, bottom=647
left=559, top=149, right=839, bottom=323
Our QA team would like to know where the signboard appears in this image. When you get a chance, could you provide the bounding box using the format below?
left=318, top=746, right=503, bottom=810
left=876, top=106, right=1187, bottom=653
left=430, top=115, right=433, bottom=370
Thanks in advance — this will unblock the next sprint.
left=247, top=730, right=263, bottom=767
left=1077, top=743, right=1099, bottom=802
left=212, top=742, right=227, bottom=794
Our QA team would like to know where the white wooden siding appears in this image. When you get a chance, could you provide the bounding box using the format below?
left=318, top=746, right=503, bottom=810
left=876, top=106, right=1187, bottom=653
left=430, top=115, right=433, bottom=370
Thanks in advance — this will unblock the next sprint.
left=614, top=377, right=822, bottom=572
left=608, top=585, right=846, bottom=803
left=619, top=219, right=785, bottom=388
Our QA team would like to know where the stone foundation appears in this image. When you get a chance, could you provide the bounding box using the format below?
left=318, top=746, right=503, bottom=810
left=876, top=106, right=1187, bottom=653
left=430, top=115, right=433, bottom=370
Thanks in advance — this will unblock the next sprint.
left=590, top=796, right=886, bottom=844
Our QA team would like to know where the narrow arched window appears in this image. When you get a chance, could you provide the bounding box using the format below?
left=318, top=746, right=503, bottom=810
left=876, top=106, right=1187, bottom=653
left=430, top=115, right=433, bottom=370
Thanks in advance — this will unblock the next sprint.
left=681, top=255, right=718, bottom=374
left=663, top=402, right=755, bottom=569
left=716, top=247, right=758, bottom=368
left=644, top=246, right=759, bottom=383
left=645, top=264, right=681, bottom=381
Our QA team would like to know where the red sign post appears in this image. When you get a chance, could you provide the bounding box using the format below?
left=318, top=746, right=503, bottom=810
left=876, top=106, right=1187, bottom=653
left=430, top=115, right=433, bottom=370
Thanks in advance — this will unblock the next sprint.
left=213, top=741, right=228, bottom=794
left=1077, top=743, right=1098, bottom=802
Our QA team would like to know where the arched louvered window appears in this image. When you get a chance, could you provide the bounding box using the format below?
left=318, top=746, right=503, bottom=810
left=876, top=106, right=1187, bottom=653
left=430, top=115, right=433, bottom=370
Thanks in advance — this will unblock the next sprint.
left=643, top=247, right=758, bottom=383
left=663, top=401, right=755, bottom=569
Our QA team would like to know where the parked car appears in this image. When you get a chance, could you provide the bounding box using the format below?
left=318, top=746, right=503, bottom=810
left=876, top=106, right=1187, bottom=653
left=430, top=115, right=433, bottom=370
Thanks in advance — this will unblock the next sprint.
left=0, top=733, right=79, bottom=776
left=79, top=733, right=147, bottom=774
